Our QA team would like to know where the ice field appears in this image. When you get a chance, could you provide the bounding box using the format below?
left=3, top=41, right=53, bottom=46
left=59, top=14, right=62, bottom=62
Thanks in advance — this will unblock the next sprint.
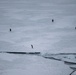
left=0, top=0, right=76, bottom=75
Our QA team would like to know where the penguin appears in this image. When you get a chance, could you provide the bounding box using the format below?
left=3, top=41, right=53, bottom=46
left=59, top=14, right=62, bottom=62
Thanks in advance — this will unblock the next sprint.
left=52, top=19, right=54, bottom=22
left=31, top=45, right=33, bottom=49
left=9, top=28, right=12, bottom=32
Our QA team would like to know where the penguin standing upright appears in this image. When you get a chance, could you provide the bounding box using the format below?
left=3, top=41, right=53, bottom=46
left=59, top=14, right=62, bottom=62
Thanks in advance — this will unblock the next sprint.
left=9, top=28, right=12, bottom=32
left=31, top=45, right=33, bottom=49
left=52, top=19, right=54, bottom=22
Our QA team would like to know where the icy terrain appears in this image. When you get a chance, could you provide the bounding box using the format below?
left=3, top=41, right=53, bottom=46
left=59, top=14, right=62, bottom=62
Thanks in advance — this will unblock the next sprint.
left=0, top=0, right=76, bottom=75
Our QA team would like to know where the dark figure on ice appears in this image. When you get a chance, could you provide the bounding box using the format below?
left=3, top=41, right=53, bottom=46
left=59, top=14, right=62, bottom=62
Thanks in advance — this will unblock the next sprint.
left=9, top=28, right=12, bottom=32
left=31, top=45, right=33, bottom=49
left=75, top=27, right=76, bottom=29
left=52, top=19, right=54, bottom=22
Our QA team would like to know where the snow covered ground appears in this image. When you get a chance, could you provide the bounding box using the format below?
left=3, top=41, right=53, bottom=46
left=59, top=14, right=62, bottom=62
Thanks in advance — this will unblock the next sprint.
left=0, top=0, right=76, bottom=75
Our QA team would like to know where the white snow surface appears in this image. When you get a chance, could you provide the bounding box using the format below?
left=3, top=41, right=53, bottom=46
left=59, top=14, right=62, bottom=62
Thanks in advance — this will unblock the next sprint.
left=0, top=0, right=76, bottom=75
